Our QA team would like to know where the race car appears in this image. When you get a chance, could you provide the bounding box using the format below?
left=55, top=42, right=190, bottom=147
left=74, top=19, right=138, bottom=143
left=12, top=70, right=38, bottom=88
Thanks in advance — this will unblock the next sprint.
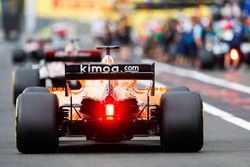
left=12, top=37, right=53, bottom=64
left=12, top=25, right=68, bottom=64
left=15, top=45, right=203, bottom=153
left=12, top=49, right=102, bottom=105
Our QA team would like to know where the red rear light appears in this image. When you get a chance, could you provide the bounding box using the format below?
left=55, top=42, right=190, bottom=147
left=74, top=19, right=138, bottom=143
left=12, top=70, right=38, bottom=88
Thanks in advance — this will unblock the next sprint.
left=102, top=96, right=116, bottom=120
left=229, top=49, right=239, bottom=61
left=105, top=104, right=114, bottom=120
left=106, top=104, right=114, bottom=116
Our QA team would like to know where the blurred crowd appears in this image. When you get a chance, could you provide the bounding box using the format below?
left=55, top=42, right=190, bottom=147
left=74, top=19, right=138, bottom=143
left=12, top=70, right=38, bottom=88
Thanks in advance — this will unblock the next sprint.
left=29, top=0, right=250, bottom=69
left=90, top=0, right=250, bottom=68
left=143, top=0, right=250, bottom=69
left=92, top=16, right=133, bottom=62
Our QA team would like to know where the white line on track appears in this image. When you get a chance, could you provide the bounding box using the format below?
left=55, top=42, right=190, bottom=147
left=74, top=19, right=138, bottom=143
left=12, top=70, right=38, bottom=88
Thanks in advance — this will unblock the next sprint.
left=203, top=103, right=250, bottom=131
left=137, top=79, right=250, bottom=131
left=142, top=59, right=250, bottom=94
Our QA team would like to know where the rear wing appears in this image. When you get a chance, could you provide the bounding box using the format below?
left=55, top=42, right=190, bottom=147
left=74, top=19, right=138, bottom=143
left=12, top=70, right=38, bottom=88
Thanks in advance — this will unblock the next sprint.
left=65, top=63, right=155, bottom=95
left=45, top=50, right=101, bottom=62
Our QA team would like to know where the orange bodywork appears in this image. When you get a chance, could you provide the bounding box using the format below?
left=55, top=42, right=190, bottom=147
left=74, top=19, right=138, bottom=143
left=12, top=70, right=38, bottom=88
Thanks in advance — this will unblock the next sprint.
left=49, top=80, right=167, bottom=120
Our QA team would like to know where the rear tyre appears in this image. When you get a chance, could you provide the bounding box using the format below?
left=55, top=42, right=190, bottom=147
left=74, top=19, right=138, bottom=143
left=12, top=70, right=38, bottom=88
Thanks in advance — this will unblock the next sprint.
left=12, top=49, right=26, bottom=63
left=31, top=49, right=44, bottom=61
left=23, top=87, right=49, bottom=93
left=245, top=57, right=250, bottom=65
left=12, top=68, right=43, bottom=105
left=199, top=48, right=215, bottom=69
left=16, top=93, right=59, bottom=153
left=245, top=53, right=250, bottom=65
left=160, top=92, right=203, bottom=152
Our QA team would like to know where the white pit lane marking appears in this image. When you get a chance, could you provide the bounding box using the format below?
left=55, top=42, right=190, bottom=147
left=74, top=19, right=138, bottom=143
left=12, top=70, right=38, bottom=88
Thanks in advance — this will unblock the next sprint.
left=203, top=103, right=250, bottom=131
left=137, top=80, right=250, bottom=131
left=142, top=59, right=250, bottom=94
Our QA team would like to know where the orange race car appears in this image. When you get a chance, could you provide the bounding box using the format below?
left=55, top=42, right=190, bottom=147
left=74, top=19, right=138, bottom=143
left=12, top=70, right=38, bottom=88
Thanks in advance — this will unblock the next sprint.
left=15, top=46, right=203, bottom=153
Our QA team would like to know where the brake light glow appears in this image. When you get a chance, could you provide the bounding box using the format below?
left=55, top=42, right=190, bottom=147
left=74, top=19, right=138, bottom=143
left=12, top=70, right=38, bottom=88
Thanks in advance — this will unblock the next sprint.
left=229, top=49, right=239, bottom=61
left=106, top=104, right=114, bottom=116
left=106, top=116, right=114, bottom=120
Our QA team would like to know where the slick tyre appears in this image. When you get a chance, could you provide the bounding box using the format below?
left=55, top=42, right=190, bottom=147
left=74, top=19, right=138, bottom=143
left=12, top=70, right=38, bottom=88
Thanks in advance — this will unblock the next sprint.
left=12, top=49, right=26, bottom=63
left=16, top=93, right=59, bottom=153
left=31, top=49, right=44, bottom=61
left=160, top=92, right=203, bottom=152
left=23, top=87, right=49, bottom=93
left=199, top=48, right=215, bottom=69
left=12, top=68, right=43, bottom=105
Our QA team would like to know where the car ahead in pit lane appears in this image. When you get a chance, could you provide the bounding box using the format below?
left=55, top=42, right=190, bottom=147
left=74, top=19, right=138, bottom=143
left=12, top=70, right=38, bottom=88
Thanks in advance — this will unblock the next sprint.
left=12, top=25, right=68, bottom=64
left=11, top=37, right=53, bottom=64
left=15, top=45, right=203, bottom=153
left=12, top=49, right=101, bottom=105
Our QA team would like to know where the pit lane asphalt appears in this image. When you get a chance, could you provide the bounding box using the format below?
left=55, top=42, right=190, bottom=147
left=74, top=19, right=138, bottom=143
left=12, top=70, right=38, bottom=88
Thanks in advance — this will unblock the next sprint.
left=0, top=41, right=250, bottom=167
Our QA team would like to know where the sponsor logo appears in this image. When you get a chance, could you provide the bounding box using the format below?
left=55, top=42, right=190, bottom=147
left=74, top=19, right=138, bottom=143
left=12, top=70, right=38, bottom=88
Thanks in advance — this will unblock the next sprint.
left=80, top=64, right=139, bottom=73
left=124, top=65, right=139, bottom=72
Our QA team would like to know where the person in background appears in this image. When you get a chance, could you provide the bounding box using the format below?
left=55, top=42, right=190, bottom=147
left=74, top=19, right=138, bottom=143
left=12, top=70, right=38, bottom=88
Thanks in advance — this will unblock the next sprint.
left=190, top=15, right=205, bottom=68
left=162, top=18, right=179, bottom=63
left=242, top=0, right=250, bottom=17
left=143, top=22, right=167, bottom=62
left=176, top=15, right=205, bottom=69
left=114, top=16, right=132, bottom=62
left=51, top=22, right=68, bottom=50
left=97, top=20, right=114, bottom=46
